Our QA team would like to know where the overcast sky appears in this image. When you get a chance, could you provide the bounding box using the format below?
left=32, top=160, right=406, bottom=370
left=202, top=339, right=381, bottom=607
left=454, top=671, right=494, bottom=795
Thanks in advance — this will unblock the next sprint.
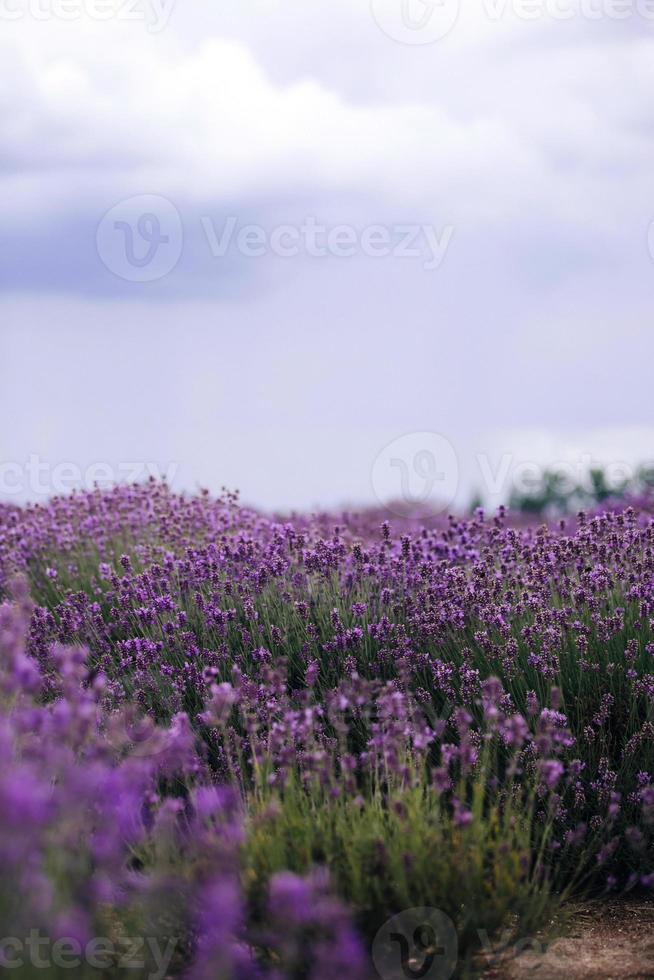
left=2, top=0, right=653, bottom=512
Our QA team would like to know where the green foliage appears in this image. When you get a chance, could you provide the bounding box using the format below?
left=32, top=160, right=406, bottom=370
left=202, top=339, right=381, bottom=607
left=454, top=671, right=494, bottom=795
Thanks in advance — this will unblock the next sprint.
left=509, top=464, right=654, bottom=515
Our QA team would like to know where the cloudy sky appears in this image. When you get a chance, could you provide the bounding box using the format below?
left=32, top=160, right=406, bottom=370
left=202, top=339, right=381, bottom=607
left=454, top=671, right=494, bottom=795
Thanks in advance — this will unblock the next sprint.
left=1, top=0, right=653, bottom=512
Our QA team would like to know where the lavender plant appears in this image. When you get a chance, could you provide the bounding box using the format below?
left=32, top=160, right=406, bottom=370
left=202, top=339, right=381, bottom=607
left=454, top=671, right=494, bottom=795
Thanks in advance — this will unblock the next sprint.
left=1, top=483, right=654, bottom=977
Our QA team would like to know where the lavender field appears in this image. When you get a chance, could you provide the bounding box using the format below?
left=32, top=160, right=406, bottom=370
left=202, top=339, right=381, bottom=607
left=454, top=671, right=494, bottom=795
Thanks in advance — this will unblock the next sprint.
left=1, top=483, right=654, bottom=977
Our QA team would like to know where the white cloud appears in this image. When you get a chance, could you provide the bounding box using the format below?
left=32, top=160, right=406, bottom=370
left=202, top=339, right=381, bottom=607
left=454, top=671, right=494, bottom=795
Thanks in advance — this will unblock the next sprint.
left=1, top=4, right=653, bottom=230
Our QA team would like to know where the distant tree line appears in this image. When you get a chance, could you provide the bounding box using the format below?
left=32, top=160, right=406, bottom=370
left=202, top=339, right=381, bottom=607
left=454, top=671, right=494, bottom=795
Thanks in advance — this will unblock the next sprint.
left=507, top=464, right=654, bottom=515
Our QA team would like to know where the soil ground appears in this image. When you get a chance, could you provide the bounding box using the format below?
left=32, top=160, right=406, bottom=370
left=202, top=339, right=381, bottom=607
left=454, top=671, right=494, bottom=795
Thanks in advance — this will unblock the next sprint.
left=481, top=898, right=654, bottom=979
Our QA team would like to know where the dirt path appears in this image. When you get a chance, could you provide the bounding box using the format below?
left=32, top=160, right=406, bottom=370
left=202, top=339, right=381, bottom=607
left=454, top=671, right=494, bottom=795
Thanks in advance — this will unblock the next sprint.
left=482, top=899, right=654, bottom=979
